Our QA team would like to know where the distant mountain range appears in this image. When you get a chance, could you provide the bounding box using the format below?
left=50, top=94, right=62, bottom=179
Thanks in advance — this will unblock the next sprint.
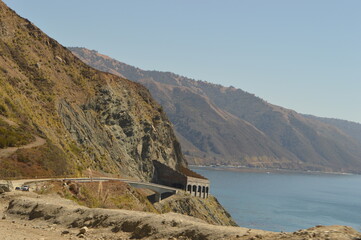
left=70, top=47, right=361, bottom=174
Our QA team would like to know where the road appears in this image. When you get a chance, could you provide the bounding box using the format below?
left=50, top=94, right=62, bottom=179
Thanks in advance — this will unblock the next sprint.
left=12, top=177, right=179, bottom=201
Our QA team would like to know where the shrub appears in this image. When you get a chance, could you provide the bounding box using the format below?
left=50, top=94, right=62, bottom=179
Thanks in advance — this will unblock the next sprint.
left=0, top=121, right=34, bottom=148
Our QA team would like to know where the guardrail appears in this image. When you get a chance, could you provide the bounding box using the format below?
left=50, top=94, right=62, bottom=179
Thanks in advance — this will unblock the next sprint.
left=8, top=176, right=180, bottom=202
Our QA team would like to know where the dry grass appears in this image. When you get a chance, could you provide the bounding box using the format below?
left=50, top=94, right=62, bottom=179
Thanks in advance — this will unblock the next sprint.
left=0, top=142, right=70, bottom=178
left=0, top=119, right=34, bottom=148
left=36, top=180, right=158, bottom=213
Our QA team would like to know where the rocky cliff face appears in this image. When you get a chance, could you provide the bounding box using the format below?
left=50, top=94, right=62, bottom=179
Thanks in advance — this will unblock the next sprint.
left=155, top=193, right=237, bottom=226
left=0, top=1, right=186, bottom=180
left=70, top=47, right=361, bottom=173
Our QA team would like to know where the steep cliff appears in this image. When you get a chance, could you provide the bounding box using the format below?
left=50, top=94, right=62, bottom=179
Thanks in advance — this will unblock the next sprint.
left=0, top=1, right=186, bottom=180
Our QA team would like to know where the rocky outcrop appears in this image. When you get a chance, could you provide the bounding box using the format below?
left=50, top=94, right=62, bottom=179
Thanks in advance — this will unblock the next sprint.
left=0, top=181, right=12, bottom=193
left=0, top=1, right=186, bottom=180
left=5, top=195, right=361, bottom=240
left=57, top=83, right=185, bottom=180
left=154, top=193, right=237, bottom=226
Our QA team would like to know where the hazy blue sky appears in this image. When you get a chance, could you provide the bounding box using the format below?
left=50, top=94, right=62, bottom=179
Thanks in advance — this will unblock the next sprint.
left=4, top=0, right=361, bottom=123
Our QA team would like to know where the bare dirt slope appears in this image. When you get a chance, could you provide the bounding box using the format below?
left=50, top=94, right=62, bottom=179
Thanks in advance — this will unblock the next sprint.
left=1, top=191, right=360, bottom=240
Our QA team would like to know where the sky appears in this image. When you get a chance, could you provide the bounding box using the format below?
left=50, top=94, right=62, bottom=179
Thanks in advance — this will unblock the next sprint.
left=3, top=0, right=361, bottom=123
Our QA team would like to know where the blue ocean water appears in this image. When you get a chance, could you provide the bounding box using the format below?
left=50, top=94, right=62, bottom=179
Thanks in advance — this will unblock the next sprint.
left=191, top=167, right=361, bottom=232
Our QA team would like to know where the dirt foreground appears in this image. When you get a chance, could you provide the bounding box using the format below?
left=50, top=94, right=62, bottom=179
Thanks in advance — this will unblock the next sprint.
left=0, top=191, right=360, bottom=240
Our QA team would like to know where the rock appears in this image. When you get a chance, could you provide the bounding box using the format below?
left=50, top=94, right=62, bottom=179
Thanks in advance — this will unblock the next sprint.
left=79, top=226, right=88, bottom=235
left=61, top=230, right=70, bottom=235
left=2, top=214, right=6, bottom=219
left=0, top=181, right=13, bottom=193
left=55, top=55, right=63, bottom=62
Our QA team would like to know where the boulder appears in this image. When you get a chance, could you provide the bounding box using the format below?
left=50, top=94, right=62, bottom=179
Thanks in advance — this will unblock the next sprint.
left=0, top=181, right=13, bottom=193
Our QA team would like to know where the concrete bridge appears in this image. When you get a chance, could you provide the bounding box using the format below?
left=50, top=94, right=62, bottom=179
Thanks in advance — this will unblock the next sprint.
left=63, top=177, right=179, bottom=202
left=11, top=162, right=210, bottom=203
left=126, top=181, right=178, bottom=202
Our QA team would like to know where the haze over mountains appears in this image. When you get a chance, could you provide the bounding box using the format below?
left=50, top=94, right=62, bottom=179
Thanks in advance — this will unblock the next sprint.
left=71, top=47, right=361, bottom=174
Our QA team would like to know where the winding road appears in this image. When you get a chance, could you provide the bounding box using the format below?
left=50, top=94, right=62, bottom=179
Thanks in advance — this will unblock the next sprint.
left=12, top=177, right=179, bottom=202
left=0, top=116, right=177, bottom=201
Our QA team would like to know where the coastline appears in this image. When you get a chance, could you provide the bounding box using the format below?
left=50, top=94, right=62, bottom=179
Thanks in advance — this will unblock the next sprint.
left=2, top=191, right=361, bottom=240
left=189, top=165, right=356, bottom=176
left=189, top=164, right=361, bottom=232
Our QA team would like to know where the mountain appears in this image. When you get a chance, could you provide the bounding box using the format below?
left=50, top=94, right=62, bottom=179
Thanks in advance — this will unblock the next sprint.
left=0, top=1, right=187, bottom=180
left=304, top=115, right=361, bottom=144
left=70, top=47, right=361, bottom=174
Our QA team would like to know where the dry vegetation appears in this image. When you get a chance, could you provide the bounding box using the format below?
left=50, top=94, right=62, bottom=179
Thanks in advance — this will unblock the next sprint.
left=31, top=180, right=237, bottom=227
left=0, top=118, right=34, bottom=148
left=36, top=180, right=158, bottom=213
left=0, top=142, right=70, bottom=178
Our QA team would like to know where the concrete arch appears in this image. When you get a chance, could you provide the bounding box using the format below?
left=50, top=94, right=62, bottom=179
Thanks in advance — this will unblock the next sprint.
left=192, top=185, right=197, bottom=196
left=187, top=184, right=191, bottom=192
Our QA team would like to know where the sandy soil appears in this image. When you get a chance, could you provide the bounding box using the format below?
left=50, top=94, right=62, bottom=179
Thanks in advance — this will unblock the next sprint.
left=0, top=192, right=131, bottom=240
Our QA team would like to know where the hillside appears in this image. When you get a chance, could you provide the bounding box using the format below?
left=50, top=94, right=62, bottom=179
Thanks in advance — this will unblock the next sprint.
left=70, top=47, right=361, bottom=174
left=304, top=115, right=361, bottom=144
left=0, top=1, right=188, bottom=180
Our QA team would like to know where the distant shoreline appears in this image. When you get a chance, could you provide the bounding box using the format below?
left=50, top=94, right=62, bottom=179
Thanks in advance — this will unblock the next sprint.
left=189, top=165, right=356, bottom=176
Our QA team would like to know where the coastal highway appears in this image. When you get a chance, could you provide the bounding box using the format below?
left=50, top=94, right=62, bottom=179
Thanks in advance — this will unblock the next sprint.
left=11, top=177, right=179, bottom=201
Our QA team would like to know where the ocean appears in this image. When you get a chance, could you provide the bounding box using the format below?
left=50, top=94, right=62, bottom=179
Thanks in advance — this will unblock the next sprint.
left=191, top=167, right=361, bottom=232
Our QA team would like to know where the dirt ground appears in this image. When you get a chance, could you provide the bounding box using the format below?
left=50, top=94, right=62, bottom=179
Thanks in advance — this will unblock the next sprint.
left=1, top=189, right=361, bottom=240
left=0, top=192, right=131, bottom=240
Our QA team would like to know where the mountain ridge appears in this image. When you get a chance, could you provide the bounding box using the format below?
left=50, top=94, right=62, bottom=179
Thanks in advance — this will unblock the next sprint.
left=70, top=47, right=361, bottom=173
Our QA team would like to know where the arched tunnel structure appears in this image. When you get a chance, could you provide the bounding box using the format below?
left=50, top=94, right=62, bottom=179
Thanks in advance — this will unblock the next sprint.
left=152, top=160, right=210, bottom=199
